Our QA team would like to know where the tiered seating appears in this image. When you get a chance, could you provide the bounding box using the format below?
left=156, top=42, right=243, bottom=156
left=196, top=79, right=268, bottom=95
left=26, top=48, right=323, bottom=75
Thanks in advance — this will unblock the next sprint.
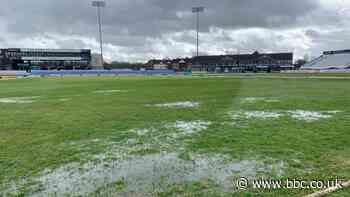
left=303, top=53, right=350, bottom=70
left=0, top=71, right=30, bottom=77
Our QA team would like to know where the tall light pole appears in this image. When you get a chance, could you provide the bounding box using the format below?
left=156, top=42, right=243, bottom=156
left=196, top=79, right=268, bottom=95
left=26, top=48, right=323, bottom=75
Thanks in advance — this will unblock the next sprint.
left=92, top=1, right=106, bottom=67
left=192, top=6, right=204, bottom=57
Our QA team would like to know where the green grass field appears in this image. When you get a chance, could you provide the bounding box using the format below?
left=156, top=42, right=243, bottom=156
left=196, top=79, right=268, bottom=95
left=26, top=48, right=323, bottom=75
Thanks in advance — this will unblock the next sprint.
left=0, top=75, right=349, bottom=196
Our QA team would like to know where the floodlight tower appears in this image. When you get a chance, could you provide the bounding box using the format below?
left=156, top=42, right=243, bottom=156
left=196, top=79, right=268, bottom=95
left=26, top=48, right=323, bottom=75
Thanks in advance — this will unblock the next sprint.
left=92, top=1, right=106, bottom=66
left=192, top=6, right=205, bottom=57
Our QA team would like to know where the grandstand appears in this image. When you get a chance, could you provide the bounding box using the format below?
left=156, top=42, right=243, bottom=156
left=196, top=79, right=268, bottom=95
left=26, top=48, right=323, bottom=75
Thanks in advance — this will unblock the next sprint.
left=302, top=50, right=350, bottom=71
left=0, top=48, right=91, bottom=70
left=192, top=51, right=294, bottom=72
left=147, top=51, right=294, bottom=73
left=0, top=69, right=175, bottom=77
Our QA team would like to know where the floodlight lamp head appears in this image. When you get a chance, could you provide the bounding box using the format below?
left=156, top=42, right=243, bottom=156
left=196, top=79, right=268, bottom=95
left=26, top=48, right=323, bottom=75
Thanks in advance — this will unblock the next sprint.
left=92, top=1, right=106, bottom=7
left=192, top=7, right=205, bottom=13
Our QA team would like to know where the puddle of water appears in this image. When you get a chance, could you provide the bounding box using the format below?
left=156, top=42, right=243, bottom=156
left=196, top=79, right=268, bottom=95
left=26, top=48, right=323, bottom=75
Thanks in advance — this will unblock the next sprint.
left=166, top=121, right=212, bottom=135
left=286, top=110, right=341, bottom=122
left=151, top=101, right=200, bottom=108
left=58, top=98, right=71, bottom=102
left=93, top=90, right=128, bottom=94
left=129, top=128, right=152, bottom=136
left=241, top=97, right=280, bottom=104
left=24, top=152, right=284, bottom=197
left=0, top=96, right=40, bottom=104
left=230, top=110, right=341, bottom=122
left=121, top=121, right=211, bottom=151
left=2, top=120, right=284, bottom=196
left=231, top=111, right=282, bottom=119
left=326, top=111, right=342, bottom=114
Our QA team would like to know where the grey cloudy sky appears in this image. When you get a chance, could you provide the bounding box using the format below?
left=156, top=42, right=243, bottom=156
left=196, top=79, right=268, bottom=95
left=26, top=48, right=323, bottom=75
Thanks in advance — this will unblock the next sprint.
left=0, top=0, right=350, bottom=62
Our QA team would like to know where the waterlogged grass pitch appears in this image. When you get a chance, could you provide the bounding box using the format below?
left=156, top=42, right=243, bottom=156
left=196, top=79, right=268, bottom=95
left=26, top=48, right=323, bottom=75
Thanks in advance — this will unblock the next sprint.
left=0, top=76, right=349, bottom=196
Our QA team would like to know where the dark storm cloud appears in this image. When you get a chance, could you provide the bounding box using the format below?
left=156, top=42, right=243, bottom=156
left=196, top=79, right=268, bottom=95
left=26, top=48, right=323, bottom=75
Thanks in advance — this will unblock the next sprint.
left=5, top=0, right=350, bottom=62
left=305, top=29, right=321, bottom=40
left=1, top=0, right=320, bottom=46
